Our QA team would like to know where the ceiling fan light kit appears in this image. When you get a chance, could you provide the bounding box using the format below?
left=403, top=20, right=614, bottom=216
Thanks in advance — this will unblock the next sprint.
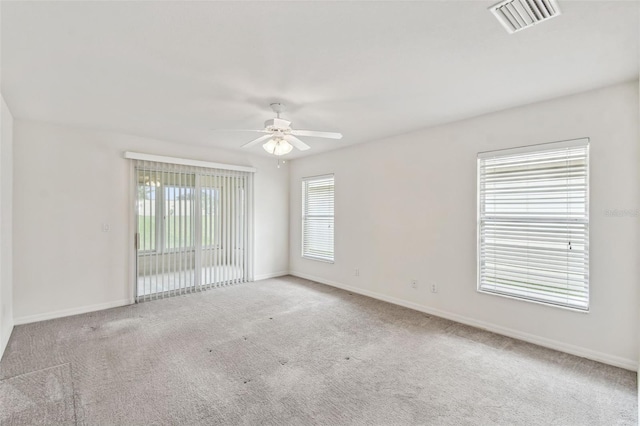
left=263, top=137, right=293, bottom=156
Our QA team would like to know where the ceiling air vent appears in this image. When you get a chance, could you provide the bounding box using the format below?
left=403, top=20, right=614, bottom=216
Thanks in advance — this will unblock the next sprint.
left=490, top=0, right=561, bottom=34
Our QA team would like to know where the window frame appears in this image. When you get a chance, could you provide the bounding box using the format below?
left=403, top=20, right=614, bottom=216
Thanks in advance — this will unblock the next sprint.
left=301, top=174, right=335, bottom=263
left=137, top=172, right=225, bottom=256
left=161, top=182, right=196, bottom=253
left=477, top=138, right=590, bottom=312
left=199, top=186, right=222, bottom=250
left=136, top=180, right=159, bottom=255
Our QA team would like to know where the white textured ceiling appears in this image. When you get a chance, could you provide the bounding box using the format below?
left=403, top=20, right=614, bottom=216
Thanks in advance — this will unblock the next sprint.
left=1, top=1, right=638, bottom=158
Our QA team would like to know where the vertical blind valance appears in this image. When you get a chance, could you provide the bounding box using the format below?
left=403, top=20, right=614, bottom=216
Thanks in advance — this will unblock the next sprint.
left=478, top=139, right=589, bottom=310
left=302, top=174, right=335, bottom=263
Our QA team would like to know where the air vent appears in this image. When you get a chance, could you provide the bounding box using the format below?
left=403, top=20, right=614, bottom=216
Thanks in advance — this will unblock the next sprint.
left=490, top=0, right=561, bottom=34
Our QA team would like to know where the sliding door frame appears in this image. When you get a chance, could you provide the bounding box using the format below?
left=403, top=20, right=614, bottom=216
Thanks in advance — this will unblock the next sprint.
left=128, top=161, right=138, bottom=305
left=126, top=152, right=255, bottom=303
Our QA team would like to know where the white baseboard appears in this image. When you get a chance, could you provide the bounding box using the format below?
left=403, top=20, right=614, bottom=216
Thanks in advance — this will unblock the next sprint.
left=254, top=271, right=289, bottom=281
left=290, top=271, right=638, bottom=372
left=1, top=319, right=14, bottom=359
left=13, top=272, right=289, bottom=327
left=14, top=298, right=134, bottom=326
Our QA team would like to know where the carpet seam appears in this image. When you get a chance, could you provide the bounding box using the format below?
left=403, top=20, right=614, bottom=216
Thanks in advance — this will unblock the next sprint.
left=0, top=361, right=72, bottom=381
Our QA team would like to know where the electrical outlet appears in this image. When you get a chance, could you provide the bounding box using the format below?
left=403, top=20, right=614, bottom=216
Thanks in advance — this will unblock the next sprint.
left=354, top=268, right=360, bottom=277
left=411, top=280, right=418, bottom=289
left=102, top=223, right=110, bottom=232
left=431, top=283, right=438, bottom=293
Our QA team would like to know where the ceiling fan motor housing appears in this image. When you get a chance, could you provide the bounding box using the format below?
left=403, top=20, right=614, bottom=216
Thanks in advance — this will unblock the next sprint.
left=264, top=118, right=291, bottom=131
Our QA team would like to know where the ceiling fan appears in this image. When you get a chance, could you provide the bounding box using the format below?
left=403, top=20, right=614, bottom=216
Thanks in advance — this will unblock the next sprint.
left=230, top=103, right=342, bottom=156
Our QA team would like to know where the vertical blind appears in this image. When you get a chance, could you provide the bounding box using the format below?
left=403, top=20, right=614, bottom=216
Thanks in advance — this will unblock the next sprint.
left=134, top=159, right=253, bottom=302
left=302, top=174, right=335, bottom=262
left=478, top=139, right=589, bottom=310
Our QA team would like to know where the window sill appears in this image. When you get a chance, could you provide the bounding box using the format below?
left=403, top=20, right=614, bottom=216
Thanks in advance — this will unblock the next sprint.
left=477, top=288, right=589, bottom=313
left=302, top=255, right=334, bottom=264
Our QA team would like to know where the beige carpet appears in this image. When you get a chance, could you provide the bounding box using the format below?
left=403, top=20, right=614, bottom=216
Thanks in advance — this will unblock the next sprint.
left=0, top=363, right=76, bottom=425
left=1, top=276, right=636, bottom=425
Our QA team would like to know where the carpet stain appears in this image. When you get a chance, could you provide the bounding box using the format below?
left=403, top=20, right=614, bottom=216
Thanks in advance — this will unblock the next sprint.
left=0, top=364, right=76, bottom=425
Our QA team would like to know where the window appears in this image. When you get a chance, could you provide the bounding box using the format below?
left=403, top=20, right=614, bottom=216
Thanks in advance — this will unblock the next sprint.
left=200, top=187, right=220, bottom=248
left=302, top=175, right=335, bottom=262
left=137, top=172, right=229, bottom=253
left=477, top=139, right=589, bottom=310
left=199, top=174, right=224, bottom=249
left=137, top=182, right=157, bottom=252
left=163, top=184, right=195, bottom=250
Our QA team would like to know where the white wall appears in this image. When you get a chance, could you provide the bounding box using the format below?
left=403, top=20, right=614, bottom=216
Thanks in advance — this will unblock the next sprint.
left=0, top=94, right=14, bottom=358
left=13, top=120, right=289, bottom=323
left=289, top=81, right=640, bottom=370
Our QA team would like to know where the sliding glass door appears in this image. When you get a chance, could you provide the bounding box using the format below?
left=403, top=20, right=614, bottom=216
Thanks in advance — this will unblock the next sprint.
left=134, top=161, right=253, bottom=302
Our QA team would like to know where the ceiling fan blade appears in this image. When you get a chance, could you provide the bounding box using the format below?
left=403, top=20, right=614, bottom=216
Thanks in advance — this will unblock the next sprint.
left=283, top=135, right=311, bottom=151
left=241, top=134, right=273, bottom=149
left=290, top=130, right=343, bottom=139
left=212, top=129, right=268, bottom=133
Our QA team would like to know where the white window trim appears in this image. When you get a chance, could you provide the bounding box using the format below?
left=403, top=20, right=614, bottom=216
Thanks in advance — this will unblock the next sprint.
left=302, top=174, right=335, bottom=264
left=477, top=138, right=590, bottom=312
left=477, top=137, right=589, bottom=159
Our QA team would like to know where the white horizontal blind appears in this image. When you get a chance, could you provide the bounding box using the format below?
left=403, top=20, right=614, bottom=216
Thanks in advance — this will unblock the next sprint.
left=478, top=139, right=589, bottom=310
left=134, top=159, right=253, bottom=302
left=302, top=175, right=335, bottom=262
